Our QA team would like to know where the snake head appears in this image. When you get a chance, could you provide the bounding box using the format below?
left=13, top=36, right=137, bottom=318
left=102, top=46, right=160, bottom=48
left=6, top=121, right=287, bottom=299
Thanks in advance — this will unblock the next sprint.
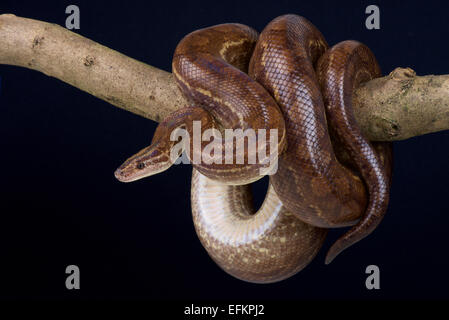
left=114, top=141, right=174, bottom=183
left=115, top=111, right=190, bottom=183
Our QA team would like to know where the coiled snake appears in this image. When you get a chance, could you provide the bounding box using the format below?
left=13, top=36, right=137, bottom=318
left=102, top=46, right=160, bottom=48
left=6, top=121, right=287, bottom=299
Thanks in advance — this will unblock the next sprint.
left=115, top=14, right=393, bottom=283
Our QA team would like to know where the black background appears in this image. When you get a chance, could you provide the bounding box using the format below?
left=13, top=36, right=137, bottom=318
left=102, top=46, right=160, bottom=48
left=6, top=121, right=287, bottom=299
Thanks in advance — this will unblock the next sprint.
left=0, top=0, right=448, bottom=300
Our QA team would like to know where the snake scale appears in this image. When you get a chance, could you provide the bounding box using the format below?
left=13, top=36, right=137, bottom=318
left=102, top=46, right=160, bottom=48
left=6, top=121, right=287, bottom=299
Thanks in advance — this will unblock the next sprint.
left=115, top=14, right=393, bottom=283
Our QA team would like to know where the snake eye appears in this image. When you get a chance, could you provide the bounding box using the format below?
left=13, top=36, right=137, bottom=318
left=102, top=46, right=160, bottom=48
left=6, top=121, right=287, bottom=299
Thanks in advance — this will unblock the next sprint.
left=136, top=162, right=145, bottom=170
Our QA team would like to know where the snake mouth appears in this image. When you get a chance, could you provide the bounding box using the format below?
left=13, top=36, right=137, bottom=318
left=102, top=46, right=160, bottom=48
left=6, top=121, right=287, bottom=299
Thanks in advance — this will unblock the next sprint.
left=114, top=168, right=140, bottom=183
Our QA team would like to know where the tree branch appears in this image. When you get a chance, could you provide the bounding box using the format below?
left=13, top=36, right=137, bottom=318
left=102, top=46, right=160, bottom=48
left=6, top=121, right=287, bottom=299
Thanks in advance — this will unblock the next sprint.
left=1, top=14, right=448, bottom=141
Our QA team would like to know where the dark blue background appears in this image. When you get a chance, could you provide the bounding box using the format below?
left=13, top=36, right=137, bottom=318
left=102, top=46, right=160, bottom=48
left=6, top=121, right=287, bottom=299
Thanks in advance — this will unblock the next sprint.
left=0, top=0, right=448, bottom=300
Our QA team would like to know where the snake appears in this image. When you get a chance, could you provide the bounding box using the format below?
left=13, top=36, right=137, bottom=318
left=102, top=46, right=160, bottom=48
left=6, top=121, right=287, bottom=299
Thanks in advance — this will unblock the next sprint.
left=115, top=14, right=393, bottom=283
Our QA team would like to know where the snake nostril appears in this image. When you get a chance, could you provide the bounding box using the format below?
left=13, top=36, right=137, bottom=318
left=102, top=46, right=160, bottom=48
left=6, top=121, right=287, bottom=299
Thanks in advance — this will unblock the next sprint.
left=136, top=162, right=145, bottom=170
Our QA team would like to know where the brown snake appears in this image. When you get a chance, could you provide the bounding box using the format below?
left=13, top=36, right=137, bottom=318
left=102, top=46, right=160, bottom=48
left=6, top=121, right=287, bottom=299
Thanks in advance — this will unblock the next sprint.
left=115, top=14, right=393, bottom=283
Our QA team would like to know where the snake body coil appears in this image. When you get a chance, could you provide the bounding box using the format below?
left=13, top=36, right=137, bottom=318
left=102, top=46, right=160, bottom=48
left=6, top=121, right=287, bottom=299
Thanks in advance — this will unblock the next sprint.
left=115, top=14, right=393, bottom=283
